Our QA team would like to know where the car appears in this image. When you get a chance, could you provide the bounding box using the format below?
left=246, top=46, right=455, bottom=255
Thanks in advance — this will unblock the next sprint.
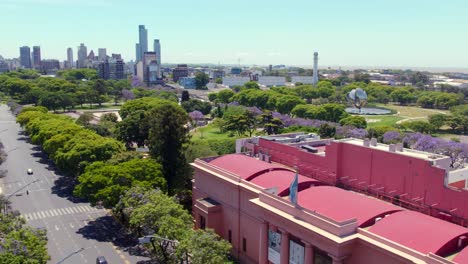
left=96, top=256, right=108, bottom=264
left=27, top=168, right=33, bottom=175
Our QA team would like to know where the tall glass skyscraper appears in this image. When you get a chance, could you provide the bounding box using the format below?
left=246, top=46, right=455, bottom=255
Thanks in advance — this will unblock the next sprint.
left=136, top=25, right=148, bottom=62
left=19, top=46, right=31, bottom=69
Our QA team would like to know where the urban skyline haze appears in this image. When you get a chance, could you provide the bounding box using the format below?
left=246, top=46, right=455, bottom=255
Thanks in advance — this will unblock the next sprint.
left=1, top=0, right=467, bottom=68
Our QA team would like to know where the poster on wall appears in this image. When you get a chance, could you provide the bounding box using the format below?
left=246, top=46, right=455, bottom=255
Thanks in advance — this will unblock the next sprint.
left=268, top=230, right=281, bottom=264
left=289, top=240, right=305, bottom=264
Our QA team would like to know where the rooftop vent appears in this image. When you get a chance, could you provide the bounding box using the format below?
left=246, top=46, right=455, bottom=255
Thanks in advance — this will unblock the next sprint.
left=363, top=138, right=370, bottom=147
left=370, top=138, right=377, bottom=146
left=389, top=144, right=396, bottom=152
left=374, top=217, right=382, bottom=224
left=459, top=236, right=467, bottom=248
left=396, top=143, right=403, bottom=152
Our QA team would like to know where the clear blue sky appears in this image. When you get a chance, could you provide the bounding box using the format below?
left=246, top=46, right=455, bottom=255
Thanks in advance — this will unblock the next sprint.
left=1, top=0, right=467, bottom=68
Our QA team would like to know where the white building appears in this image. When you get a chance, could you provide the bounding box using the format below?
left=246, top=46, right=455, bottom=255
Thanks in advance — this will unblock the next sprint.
left=258, top=76, right=286, bottom=87
left=291, top=76, right=314, bottom=84
left=222, top=76, right=250, bottom=87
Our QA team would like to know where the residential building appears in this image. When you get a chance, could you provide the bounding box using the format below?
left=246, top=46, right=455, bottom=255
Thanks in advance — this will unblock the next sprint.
left=40, top=59, right=60, bottom=72
left=98, top=48, right=107, bottom=62
left=192, top=134, right=468, bottom=264
left=97, top=55, right=125, bottom=80
left=67, top=48, right=74, bottom=68
left=213, top=69, right=225, bottom=80
left=143, top=52, right=158, bottom=85
left=135, top=43, right=141, bottom=62
left=0, top=57, right=8, bottom=73
left=32, top=46, right=41, bottom=69
left=222, top=76, right=250, bottom=87
left=178, top=77, right=196, bottom=89
left=291, top=76, right=314, bottom=84
left=231, top=67, right=242, bottom=75
left=19, top=46, right=31, bottom=69
left=153, top=39, right=161, bottom=64
left=77, top=43, right=87, bottom=68
left=172, top=64, right=189, bottom=82
left=137, top=25, right=148, bottom=62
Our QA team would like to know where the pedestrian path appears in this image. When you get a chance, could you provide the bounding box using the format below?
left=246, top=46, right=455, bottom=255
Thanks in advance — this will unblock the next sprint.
left=22, top=205, right=103, bottom=221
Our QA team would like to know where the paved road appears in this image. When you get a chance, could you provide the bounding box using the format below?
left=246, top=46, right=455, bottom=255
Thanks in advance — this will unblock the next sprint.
left=0, top=105, right=147, bottom=264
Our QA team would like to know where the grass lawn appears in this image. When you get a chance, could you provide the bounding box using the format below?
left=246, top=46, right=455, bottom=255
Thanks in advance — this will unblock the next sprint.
left=365, top=115, right=404, bottom=128
left=374, top=104, right=449, bottom=118
left=191, top=124, right=238, bottom=141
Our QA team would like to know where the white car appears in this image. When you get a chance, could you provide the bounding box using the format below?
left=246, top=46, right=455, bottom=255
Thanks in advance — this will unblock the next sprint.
left=27, top=168, right=33, bottom=175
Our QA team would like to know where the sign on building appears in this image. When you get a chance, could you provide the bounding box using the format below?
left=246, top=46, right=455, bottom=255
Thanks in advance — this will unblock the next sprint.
left=289, top=240, right=305, bottom=264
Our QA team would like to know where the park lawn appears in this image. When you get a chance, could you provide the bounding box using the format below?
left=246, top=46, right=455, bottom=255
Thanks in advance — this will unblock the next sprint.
left=365, top=115, right=404, bottom=128
left=374, top=103, right=449, bottom=118
left=191, top=123, right=238, bottom=141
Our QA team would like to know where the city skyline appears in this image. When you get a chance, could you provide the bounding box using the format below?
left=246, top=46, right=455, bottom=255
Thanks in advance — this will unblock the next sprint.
left=0, top=0, right=467, bottom=68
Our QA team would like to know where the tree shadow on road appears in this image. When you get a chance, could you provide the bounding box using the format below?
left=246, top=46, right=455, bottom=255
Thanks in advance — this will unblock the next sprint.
left=76, top=215, right=151, bottom=259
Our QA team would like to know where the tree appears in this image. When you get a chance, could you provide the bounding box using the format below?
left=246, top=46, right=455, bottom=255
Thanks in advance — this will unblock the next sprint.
left=428, top=114, right=447, bottom=130
left=74, top=158, right=166, bottom=208
left=275, top=95, right=305, bottom=114
left=181, top=90, right=190, bottom=102
left=177, top=229, right=232, bottom=264
left=181, top=99, right=212, bottom=115
left=319, top=123, right=336, bottom=138
left=244, top=81, right=260, bottom=90
left=405, top=120, right=434, bottom=134
left=146, top=102, right=191, bottom=194
left=339, top=116, right=367, bottom=129
left=217, top=89, right=235, bottom=103
left=195, top=72, right=209, bottom=90
left=116, top=110, right=149, bottom=147
left=76, top=112, right=94, bottom=126
left=390, top=88, right=414, bottom=105
left=100, top=112, right=118, bottom=123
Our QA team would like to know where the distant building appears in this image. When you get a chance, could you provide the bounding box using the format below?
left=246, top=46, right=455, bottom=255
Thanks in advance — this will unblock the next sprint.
left=213, top=69, right=225, bottom=80
left=32, top=46, right=41, bottom=69
left=231, top=67, right=242, bottom=75
left=136, top=25, right=148, bottom=62
left=153, top=39, right=161, bottom=64
left=291, top=76, right=314, bottom=84
left=87, top=50, right=95, bottom=61
left=98, top=48, right=107, bottom=62
left=172, top=64, right=189, bottom=82
left=312, top=52, right=319, bottom=85
left=222, top=76, right=250, bottom=87
left=77, top=43, right=87, bottom=68
left=258, top=76, right=286, bottom=87
left=40, top=59, right=60, bottom=72
left=19, top=46, right=31, bottom=69
left=97, top=54, right=125, bottom=80
left=178, top=77, right=196, bottom=89
left=0, top=58, right=9, bottom=73
left=135, top=43, right=141, bottom=62
left=67, top=48, right=74, bottom=68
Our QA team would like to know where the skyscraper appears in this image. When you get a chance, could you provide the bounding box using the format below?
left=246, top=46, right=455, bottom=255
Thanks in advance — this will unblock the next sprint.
left=137, top=25, right=148, bottom=62
left=135, top=43, right=141, bottom=62
left=77, top=43, right=87, bottom=68
left=19, top=46, right=31, bottom=69
left=32, top=46, right=41, bottom=69
left=98, top=48, right=107, bottom=61
left=312, top=52, right=319, bottom=85
left=67, top=48, right=74, bottom=68
left=153, top=39, right=161, bottom=77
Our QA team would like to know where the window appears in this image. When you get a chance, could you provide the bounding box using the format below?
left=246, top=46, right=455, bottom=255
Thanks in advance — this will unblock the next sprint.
left=243, top=238, right=247, bottom=252
left=199, top=215, right=206, bottom=230
left=314, top=247, right=332, bottom=264
left=228, top=230, right=232, bottom=243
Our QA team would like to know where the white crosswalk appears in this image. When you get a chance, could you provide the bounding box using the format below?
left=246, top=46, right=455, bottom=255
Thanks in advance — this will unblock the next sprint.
left=22, top=205, right=102, bottom=221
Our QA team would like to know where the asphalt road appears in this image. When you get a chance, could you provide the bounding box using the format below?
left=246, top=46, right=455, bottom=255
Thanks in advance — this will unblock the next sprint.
left=0, top=105, right=147, bottom=264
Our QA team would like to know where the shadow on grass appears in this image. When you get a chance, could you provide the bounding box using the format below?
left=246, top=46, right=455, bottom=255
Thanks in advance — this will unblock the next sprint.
left=77, top=215, right=151, bottom=259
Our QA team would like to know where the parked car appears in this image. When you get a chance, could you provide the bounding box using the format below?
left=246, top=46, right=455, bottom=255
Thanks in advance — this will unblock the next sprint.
left=27, top=168, right=33, bottom=175
left=96, top=256, right=108, bottom=264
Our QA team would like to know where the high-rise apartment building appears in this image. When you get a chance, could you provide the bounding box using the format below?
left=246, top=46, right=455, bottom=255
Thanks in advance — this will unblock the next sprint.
left=136, top=25, right=148, bottom=62
left=67, top=48, right=74, bottom=68
left=135, top=43, right=141, bottom=62
left=19, top=46, right=31, bottom=69
left=97, top=54, right=125, bottom=80
left=98, top=48, right=107, bottom=61
left=153, top=39, right=161, bottom=64
left=172, top=64, right=189, bottom=82
left=143, top=52, right=158, bottom=85
left=77, top=43, right=87, bottom=68
left=32, top=46, right=41, bottom=69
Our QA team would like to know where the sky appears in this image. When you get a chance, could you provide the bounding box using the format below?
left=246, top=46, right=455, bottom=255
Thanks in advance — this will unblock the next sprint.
left=1, top=0, right=467, bottom=68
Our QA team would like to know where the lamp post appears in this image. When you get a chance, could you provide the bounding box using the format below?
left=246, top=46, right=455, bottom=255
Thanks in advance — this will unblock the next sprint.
left=56, top=246, right=90, bottom=264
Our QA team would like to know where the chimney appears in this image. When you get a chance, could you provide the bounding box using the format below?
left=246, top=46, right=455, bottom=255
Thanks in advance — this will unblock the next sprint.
left=363, top=138, right=370, bottom=147
left=389, top=144, right=396, bottom=152
left=396, top=143, right=403, bottom=152
left=370, top=138, right=377, bottom=146
left=459, top=236, right=466, bottom=248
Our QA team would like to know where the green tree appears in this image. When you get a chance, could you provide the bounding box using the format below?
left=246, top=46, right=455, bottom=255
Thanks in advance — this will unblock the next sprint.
left=181, top=99, right=212, bottom=115
left=116, top=110, right=149, bottom=147
left=428, top=114, right=447, bottom=130
left=275, top=95, right=305, bottom=114
left=244, top=81, right=260, bottom=90
left=76, top=112, right=94, bottom=126
left=177, top=229, right=232, bottom=264
left=181, top=90, right=190, bottom=102
left=405, top=120, right=434, bottom=133
left=339, top=116, right=367, bottom=129
left=146, top=102, right=191, bottom=194
left=390, top=88, right=414, bottom=105
left=217, top=89, right=235, bottom=103
left=195, top=72, right=209, bottom=90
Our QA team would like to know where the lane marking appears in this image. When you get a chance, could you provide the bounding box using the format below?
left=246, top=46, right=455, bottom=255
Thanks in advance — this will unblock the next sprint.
left=54, top=225, right=60, bottom=231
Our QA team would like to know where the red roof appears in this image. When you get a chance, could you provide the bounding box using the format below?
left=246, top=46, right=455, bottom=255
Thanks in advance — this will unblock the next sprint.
left=209, top=154, right=288, bottom=179
left=454, top=246, right=468, bottom=264
left=369, top=211, right=468, bottom=256
left=297, top=186, right=402, bottom=227
left=249, top=170, right=323, bottom=196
